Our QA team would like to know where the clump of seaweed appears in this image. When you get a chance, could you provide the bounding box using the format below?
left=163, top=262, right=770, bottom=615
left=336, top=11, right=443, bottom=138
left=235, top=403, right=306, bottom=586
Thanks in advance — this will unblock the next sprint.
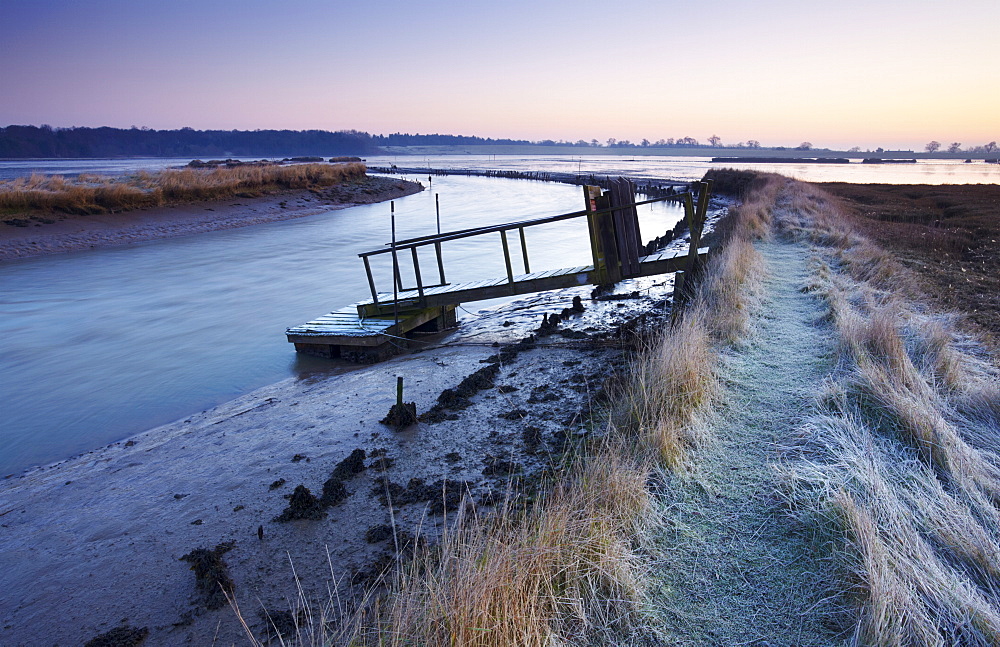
left=273, top=485, right=326, bottom=522
left=179, top=542, right=236, bottom=610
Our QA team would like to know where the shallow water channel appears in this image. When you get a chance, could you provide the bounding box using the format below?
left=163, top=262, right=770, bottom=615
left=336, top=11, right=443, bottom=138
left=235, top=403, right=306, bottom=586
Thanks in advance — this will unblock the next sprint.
left=0, top=175, right=686, bottom=475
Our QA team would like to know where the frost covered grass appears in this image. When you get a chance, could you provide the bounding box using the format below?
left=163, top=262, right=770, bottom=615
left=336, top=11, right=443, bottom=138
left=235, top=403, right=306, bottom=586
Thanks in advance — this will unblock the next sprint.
left=776, top=179, right=1000, bottom=645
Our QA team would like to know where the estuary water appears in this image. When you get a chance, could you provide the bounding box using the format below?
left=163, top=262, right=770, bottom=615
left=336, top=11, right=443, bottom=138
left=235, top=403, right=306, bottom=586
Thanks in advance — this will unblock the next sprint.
left=1, top=154, right=997, bottom=476
left=0, top=174, right=684, bottom=475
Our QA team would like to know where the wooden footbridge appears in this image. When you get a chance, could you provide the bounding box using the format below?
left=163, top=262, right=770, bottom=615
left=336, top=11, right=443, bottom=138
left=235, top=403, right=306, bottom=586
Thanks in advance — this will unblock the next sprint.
left=286, top=179, right=713, bottom=361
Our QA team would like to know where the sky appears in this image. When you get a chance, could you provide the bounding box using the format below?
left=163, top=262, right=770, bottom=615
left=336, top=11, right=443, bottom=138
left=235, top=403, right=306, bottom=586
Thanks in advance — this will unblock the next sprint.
left=2, top=0, right=998, bottom=151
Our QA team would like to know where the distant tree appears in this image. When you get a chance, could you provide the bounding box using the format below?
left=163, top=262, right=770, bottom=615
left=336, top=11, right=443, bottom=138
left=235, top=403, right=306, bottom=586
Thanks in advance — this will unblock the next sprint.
left=654, top=139, right=667, bottom=146
left=619, top=139, right=633, bottom=147
left=848, top=146, right=861, bottom=152
left=665, top=138, right=675, bottom=146
left=606, top=138, right=617, bottom=147
left=745, top=139, right=761, bottom=149
left=641, top=138, right=650, bottom=147
left=708, top=134, right=722, bottom=147
left=797, top=142, right=813, bottom=150
left=677, top=136, right=699, bottom=146
left=575, top=140, right=588, bottom=147
left=590, top=139, right=599, bottom=147
left=986, top=141, right=998, bottom=153
left=876, top=147, right=884, bottom=153
left=925, top=141, right=941, bottom=153
left=947, top=142, right=963, bottom=153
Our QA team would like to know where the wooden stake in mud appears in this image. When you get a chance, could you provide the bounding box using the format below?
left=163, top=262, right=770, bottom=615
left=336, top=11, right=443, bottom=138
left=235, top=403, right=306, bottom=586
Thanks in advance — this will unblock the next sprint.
left=396, top=376, right=404, bottom=407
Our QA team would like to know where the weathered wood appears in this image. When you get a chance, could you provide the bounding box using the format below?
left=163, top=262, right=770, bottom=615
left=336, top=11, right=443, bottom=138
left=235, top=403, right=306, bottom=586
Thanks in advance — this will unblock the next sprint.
left=500, top=230, right=514, bottom=283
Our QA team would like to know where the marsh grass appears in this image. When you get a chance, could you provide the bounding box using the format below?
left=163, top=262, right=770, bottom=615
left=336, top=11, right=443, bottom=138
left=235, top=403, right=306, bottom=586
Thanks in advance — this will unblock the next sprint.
left=0, top=162, right=366, bottom=218
left=775, top=179, right=1000, bottom=645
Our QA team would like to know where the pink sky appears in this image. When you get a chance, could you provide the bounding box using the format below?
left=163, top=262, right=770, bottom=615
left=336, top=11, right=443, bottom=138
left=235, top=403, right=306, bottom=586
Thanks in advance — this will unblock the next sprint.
left=2, top=0, right=997, bottom=151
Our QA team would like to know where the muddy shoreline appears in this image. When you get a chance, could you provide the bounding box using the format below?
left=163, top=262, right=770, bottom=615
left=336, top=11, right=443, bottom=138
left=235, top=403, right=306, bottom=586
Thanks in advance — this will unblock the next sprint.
left=0, top=232, right=705, bottom=647
left=0, top=175, right=423, bottom=262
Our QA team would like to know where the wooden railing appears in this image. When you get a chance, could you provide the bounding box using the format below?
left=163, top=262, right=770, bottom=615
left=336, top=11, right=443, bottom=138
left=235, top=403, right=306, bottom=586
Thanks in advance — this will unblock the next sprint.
left=357, top=181, right=711, bottom=308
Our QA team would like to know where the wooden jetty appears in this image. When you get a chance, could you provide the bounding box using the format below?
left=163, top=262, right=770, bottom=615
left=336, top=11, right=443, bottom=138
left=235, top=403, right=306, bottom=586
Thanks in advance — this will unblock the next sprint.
left=286, top=179, right=714, bottom=361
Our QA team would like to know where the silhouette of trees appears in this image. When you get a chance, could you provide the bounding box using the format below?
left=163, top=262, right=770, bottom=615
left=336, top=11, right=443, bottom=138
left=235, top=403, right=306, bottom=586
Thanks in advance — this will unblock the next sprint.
left=925, top=141, right=941, bottom=153
left=948, top=142, right=963, bottom=153
left=0, top=125, right=377, bottom=158
left=797, top=142, right=813, bottom=150
left=708, top=134, right=722, bottom=147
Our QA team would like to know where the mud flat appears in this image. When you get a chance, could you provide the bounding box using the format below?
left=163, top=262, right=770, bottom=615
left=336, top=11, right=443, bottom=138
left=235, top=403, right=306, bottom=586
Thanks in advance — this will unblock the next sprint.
left=0, top=175, right=423, bottom=261
left=0, top=258, right=687, bottom=646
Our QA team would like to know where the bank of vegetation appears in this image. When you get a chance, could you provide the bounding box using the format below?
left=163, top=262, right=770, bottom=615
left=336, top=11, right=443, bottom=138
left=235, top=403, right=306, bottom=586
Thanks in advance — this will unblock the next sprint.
left=0, top=162, right=366, bottom=221
left=773, top=179, right=1000, bottom=644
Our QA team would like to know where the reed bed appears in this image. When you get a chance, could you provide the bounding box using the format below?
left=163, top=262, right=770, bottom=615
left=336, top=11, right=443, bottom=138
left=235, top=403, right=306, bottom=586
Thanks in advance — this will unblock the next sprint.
left=0, top=162, right=366, bottom=217
left=265, top=178, right=775, bottom=647
left=774, top=180, right=1000, bottom=645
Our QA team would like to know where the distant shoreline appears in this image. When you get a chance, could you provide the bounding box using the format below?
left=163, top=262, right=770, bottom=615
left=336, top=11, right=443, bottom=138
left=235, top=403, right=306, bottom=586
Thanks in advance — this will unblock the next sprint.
left=0, top=175, right=423, bottom=261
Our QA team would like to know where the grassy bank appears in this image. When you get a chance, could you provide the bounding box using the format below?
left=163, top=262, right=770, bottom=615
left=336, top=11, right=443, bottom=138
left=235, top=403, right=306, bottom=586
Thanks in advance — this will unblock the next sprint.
left=767, top=179, right=1000, bottom=644
left=0, top=162, right=366, bottom=221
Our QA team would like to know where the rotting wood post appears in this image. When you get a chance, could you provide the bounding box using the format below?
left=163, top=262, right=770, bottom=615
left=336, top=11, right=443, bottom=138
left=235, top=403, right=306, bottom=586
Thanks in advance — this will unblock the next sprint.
left=396, top=376, right=404, bottom=407
left=583, top=185, right=620, bottom=285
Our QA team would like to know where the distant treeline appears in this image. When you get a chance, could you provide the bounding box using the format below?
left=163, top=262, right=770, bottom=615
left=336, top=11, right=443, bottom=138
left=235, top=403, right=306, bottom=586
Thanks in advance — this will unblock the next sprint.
left=0, top=125, right=379, bottom=158
left=372, top=133, right=532, bottom=147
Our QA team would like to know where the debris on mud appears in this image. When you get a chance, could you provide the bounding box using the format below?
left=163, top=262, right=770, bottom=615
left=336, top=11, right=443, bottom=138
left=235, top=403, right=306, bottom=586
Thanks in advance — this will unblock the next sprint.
left=258, top=608, right=306, bottom=643
left=371, top=476, right=470, bottom=513
left=179, top=542, right=236, bottom=610
left=273, top=485, right=326, bottom=522
left=83, top=625, right=149, bottom=647
left=364, top=523, right=395, bottom=543
left=268, top=478, right=286, bottom=490
left=320, top=477, right=349, bottom=507
left=331, top=448, right=367, bottom=480
left=380, top=401, right=418, bottom=429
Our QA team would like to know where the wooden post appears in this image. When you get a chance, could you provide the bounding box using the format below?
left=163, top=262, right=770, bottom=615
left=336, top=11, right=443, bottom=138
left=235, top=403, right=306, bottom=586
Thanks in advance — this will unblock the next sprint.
left=500, top=230, right=515, bottom=283
left=396, top=376, right=404, bottom=407
left=583, top=185, right=620, bottom=285
left=518, top=227, right=530, bottom=273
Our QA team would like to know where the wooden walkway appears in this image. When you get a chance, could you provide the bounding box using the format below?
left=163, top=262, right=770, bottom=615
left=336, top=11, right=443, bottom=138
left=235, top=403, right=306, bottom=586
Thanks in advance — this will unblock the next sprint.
left=287, top=179, right=714, bottom=361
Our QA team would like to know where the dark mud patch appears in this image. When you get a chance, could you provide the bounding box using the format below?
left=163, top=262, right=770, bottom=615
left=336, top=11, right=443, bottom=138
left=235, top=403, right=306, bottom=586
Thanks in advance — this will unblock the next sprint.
left=268, top=478, right=286, bottom=490
left=371, top=476, right=470, bottom=513
left=179, top=542, right=236, bottom=610
left=331, top=448, right=367, bottom=480
left=273, top=485, right=326, bottom=522
left=320, top=477, right=349, bottom=507
left=83, top=625, right=149, bottom=647
left=364, top=523, right=395, bottom=543
left=258, top=608, right=306, bottom=643
left=380, top=401, right=417, bottom=429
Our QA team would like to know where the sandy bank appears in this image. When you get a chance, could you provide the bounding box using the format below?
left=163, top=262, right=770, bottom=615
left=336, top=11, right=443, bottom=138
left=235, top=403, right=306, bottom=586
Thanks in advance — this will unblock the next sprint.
left=0, top=175, right=423, bottom=262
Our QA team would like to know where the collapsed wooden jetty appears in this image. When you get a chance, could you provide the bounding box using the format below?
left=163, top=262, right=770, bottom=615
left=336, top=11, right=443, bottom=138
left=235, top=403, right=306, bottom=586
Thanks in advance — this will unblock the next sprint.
left=286, top=179, right=713, bottom=362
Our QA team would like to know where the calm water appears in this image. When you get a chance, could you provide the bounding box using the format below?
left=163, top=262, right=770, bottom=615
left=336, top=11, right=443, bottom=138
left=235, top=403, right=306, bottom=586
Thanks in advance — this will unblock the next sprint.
left=0, top=174, right=683, bottom=475
left=2, top=154, right=997, bottom=475
left=367, top=154, right=1000, bottom=185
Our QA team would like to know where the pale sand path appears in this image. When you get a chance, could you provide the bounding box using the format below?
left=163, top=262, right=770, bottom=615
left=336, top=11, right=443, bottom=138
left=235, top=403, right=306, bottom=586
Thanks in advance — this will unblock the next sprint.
left=647, top=240, right=844, bottom=644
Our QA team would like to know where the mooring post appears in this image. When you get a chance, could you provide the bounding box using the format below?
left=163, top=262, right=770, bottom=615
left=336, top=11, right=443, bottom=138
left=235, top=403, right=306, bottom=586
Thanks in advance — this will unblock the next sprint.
left=396, top=376, right=404, bottom=407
